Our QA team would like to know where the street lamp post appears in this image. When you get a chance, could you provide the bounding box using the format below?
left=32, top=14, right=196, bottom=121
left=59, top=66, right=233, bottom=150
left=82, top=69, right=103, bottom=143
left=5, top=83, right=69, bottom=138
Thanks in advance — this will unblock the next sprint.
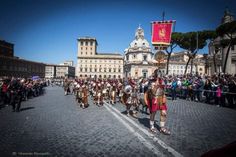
left=203, top=54, right=208, bottom=75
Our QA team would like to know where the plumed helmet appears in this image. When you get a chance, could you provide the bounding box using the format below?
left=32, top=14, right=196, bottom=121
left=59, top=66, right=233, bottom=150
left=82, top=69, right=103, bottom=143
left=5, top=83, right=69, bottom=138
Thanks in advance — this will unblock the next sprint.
left=154, top=68, right=163, bottom=78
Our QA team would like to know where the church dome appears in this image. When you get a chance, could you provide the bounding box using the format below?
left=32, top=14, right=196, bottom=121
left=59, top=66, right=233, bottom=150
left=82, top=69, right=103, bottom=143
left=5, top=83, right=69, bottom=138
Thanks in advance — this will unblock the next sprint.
left=128, top=26, right=151, bottom=50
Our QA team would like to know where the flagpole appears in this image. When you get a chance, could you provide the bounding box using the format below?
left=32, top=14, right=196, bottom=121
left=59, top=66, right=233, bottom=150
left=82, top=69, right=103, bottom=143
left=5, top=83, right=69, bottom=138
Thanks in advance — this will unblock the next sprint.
left=162, top=11, right=165, bottom=21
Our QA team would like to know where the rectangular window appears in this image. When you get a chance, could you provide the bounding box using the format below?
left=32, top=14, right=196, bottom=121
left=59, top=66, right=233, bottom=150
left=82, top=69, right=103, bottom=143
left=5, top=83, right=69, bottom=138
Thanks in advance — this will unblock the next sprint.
left=80, top=68, right=83, bottom=72
left=81, top=41, right=83, bottom=46
left=85, top=41, right=88, bottom=46
left=90, top=42, right=93, bottom=46
left=109, top=68, right=111, bottom=72
left=143, top=55, right=147, bottom=61
left=113, top=68, right=116, bottom=72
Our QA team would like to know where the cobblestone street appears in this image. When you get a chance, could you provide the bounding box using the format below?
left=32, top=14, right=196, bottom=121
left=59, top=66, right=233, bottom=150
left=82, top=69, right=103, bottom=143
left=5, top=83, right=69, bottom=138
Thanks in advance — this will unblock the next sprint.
left=0, top=86, right=236, bottom=157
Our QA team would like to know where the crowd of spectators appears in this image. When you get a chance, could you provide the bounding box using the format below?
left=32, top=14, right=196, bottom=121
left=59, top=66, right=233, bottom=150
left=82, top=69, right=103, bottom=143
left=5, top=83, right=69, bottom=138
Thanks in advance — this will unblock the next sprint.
left=163, top=73, right=236, bottom=108
left=0, top=76, right=47, bottom=111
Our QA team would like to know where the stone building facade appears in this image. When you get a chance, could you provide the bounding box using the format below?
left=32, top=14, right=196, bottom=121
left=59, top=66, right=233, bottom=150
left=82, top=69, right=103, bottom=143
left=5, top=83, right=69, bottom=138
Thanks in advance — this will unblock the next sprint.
left=166, top=51, right=205, bottom=75
left=208, top=9, right=236, bottom=75
left=0, top=40, right=14, bottom=57
left=0, top=55, right=45, bottom=78
left=45, top=64, right=75, bottom=79
left=76, top=37, right=124, bottom=79
left=124, top=26, right=157, bottom=78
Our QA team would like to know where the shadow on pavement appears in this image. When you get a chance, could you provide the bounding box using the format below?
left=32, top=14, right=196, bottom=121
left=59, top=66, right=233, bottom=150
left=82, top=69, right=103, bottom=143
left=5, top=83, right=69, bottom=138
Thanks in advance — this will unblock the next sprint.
left=138, top=117, right=150, bottom=129
left=201, top=141, right=236, bottom=157
left=138, top=117, right=161, bottom=130
left=121, top=110, right=128, bottom=115
left=20, top=107, right=35, bottom=111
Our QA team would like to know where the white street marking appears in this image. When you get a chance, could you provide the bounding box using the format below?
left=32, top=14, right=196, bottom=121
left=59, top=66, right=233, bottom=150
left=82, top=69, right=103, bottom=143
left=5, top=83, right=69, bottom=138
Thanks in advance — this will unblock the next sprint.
left=104, top=104, right=165, bottom=157
left=105, top=102, right=183, bottom=157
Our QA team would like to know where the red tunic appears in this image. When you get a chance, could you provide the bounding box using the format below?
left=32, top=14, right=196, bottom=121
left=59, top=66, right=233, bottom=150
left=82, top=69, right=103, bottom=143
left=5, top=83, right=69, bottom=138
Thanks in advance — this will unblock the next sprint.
left=147, top=97, right=167, bottom=112
left=147, top=78, right=167, bottom=112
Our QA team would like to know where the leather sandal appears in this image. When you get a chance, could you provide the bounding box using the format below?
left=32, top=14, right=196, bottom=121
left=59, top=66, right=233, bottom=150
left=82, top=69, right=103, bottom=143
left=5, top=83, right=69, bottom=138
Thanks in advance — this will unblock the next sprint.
left=160, top=127, right=171, bottom=135
left=150, top=127, right=158, bottom=133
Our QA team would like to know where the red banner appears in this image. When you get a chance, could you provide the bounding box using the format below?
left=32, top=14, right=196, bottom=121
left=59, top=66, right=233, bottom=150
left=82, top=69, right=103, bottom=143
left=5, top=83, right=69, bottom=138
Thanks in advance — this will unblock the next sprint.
left=151, top=21, right=174, bottom=45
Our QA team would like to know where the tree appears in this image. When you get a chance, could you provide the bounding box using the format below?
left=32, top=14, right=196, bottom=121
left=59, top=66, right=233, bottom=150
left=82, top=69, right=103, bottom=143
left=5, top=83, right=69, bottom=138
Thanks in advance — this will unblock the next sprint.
left=216, top=21, right=236, bottom=73
left=213, top=46, right=220, bottom=73
left=165, top=32, right=183, bottom=75
left=175, top=30, right=216, bottom=75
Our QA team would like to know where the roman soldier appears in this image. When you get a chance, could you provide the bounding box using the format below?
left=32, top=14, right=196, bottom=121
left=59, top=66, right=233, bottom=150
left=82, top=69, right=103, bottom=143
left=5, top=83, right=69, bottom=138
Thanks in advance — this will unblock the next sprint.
left=81, top=82, right=89, bottom=109
left=123, top=78, right=140, bottom=118
left=109, top=83, right=117, bottom=105
left=117, top=81, right=123, bottom=103
left=75, top=82, right=82, bottom=105
left=144, top=69, right=170, bottom=135
left=95, top=82, right=103, bottom=106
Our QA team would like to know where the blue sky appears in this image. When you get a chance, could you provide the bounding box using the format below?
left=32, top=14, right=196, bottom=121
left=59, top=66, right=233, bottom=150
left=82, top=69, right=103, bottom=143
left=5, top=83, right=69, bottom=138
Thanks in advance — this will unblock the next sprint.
left=0, top=0, right=235, bottom=65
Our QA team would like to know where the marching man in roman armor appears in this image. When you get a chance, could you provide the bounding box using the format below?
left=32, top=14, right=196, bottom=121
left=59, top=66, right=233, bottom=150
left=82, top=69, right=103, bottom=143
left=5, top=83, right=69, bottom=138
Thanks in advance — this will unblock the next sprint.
left=92, top=81, right=97, bottom=104
left=95, top=82, right=104, bottom=106
left=75, top=81, right=82, bottom=105
left=144, top=69, right=170, bottom=135
left=102, top=81, right=109, bottom=101
left=122, top=78, right=140, bottom=118
left=81, top=82, right=89, bottom=109
left=117, top=81, right=123, bottom=103
left=109, top=83, right=117, bottom=105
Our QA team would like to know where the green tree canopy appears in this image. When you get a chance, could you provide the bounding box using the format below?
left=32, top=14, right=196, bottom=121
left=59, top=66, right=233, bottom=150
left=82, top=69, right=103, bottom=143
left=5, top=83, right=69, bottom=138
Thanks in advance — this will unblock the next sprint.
left=216, top=21, right=236, bottom=73
left=174, top=30, right=216, bottom=74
